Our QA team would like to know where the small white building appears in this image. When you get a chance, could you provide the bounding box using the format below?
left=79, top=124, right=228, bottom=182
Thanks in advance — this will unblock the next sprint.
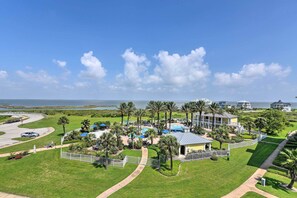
left=270, top=100, right=292, bottom=112
left=237, top=101, right=252, bottom=110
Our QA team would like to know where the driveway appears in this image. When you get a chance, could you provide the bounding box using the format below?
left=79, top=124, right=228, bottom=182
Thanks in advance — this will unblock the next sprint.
left=0, top=113, right=51, bottom=148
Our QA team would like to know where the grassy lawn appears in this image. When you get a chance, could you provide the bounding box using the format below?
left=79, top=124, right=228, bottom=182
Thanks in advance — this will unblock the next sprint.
left=11, top=137, right=34, bottom=141
left=121, top=149, right=142, bottom=157
left=277, top=122, right=297, bottom=137
left=256, top=172, right=297, bottom=198
left=0, top=115, right=11, bottom=123
left=211, top=140, right=228, bottom=150
left=0, top=114, right=124, bottom=154
left=242, top=191, right=265, bottom=198
left=0, top=149, right=137, bottom=198
left=111, top=142, right=279, bottom=198
left=0, top=131, right=5, bottom=136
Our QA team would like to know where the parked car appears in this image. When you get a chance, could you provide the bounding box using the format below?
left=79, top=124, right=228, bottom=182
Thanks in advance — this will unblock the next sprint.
left=21, top=132, right=39, bottom=138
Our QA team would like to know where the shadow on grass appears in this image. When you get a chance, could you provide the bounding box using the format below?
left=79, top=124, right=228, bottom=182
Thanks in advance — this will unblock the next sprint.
left=260, top=176, right=291, bottom=194
left=246, top=142, right=278, bottom=168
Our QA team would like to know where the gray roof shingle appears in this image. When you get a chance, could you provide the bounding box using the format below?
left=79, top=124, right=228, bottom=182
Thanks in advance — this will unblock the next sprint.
left=168, top=132, right=212, bottom=145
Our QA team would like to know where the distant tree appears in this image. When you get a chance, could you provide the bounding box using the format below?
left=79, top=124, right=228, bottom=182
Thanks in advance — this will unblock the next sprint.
left=154, top=101, right=164, bottom=132
left=146, top=101, right=157, bottom=125
left=261, top=109, right=289, bottom=135
left=166, top=101, right=178, bottom=132
left=81, top=119, right=90, bottom=132
left=110, top=123, right=124, bottom=148
left=209, top=103, right=220, bottom=131
left=196, top=100, right=206, bottom=127
left=213, top=125, right=229, bottom=149
left=134, top=109, right=146, bottom=133
left=181, top=103, right=190, bottom=126
left=118, top=102, right=127, bottom=126
left=97, top=132, right=117, bottom=169
left=188, top=101, right=197, bottom=129
left=162, top=102, right=169, bottom=128
left=158, top=136, right=179, bottom=170
left=146, top=128, right=158, bottom=145
left=254, top=117, right=267, bottom=134
left=280, top=148, right=297, bottom=189
left=57, top=116, right=69, bottom=135
left=242, top=117, right=256, bottom=135
left=126, top=102, right=136, bottom=125
left=125, top=126, right=140, bottom=149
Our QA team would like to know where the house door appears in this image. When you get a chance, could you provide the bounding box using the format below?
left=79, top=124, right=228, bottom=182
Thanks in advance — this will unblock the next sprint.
left=181, top=146, right=186, bottom=155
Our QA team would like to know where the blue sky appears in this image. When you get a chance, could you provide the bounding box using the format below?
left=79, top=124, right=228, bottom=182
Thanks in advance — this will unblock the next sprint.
left=0, top=0, right=297, bottom=101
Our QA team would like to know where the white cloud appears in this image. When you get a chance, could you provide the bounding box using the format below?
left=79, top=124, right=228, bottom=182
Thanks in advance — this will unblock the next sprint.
left=16, top=70, right=58, bottom=84
left=75, top=81, right=89, bottom=88
left=214, top=63, right=291, bottom=86
left=0, top=70, right=8, bottom=79
left=113, top=47, right=210, bottom=91
left=80, top=51, right=106, bottom=79
left=53, top=59, right=67, bottom=68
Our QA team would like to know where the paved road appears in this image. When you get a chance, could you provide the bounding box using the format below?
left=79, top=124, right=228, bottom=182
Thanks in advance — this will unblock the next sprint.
left=0, top=113, right=50, bottom=148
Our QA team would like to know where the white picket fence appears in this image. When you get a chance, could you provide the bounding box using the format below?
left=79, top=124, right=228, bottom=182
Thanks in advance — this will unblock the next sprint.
left=228, top=133, right=267, bottom=150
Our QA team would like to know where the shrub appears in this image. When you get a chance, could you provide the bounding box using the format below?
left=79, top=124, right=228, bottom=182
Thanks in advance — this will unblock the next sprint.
left=192, top=126, right=206, bottom=135
left=210, top=154, right=218, bottom=161
left=231, top=136, right=244, bottom=143
left=15, top=155, right=22, bottom=160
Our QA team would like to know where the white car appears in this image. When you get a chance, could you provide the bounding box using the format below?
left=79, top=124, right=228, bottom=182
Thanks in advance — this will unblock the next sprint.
left=21, top=132, right=39, bottom=137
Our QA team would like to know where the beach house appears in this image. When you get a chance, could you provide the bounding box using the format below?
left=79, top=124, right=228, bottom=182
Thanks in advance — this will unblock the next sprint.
left=270, top=100, right=292, bottom=112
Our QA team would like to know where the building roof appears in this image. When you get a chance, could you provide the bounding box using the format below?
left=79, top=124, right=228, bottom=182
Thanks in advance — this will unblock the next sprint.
left=200, top=112, right=237, bottom=119
left=169, top=132, right=212, bottom=145
left=271, top=100, right=291, bottom=106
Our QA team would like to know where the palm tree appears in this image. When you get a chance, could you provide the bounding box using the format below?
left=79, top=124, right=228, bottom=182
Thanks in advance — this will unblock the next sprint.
left=213, top=125, right=230, bottom=149
left=125, top=126, right=139, bottom=149
left=110, top=123, right=124, bottom=147
left=97, top=132, right=117, bottom=169
left=118, top=102, right=127, bottom=126
left=166, top=101, right=178, bottom=132
left=146, top=128, right=157, bottom=145
left=57, top=116, right=69, bottom=135
left=242, top=117, right=255, bottom=135
left=209, top=103, right=220, bottom=131
left=280, top=148, right=297, bottom=189
left=134, top=109, right=146, bottom=133
left=146, top=101, right=156, bottom=125
left=181, top=103, right=190, bottom=126
left=158, top=136, right=179, bottom=170
left=163, top=102, right=169, bottom=128
left=126, top=101, right=136, bottom=125
left=254, top=117, right=267, bottom=134
left=189, top=101, right=197, bottom=130
left=154, top=101, right=164, bottom=131
left=196, top=100, right=206, bottom=127
left=81, top=119, right=90, bottom=132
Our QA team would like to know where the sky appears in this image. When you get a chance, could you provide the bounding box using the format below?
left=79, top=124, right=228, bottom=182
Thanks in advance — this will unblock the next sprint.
left=0, top=0, right=297, bottom=102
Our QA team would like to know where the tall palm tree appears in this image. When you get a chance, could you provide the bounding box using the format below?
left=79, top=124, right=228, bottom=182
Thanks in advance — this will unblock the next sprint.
left=280, top=148, right=297, bottom=189
left=158, top=136, right=179, bottom=170
left=154, top=101, right=164, bottom=131
left=209, top=102, right=220, bottom=131
left=163, top=102, right=169, bottom=128
left=181, top=103, right=190, bottom=126
left=125, top=126, right=139, bottom=149
left=118, top=102, right=127, bottom=126
left=126, top=101, right=136, bottom=125
left=213, top=125, right=229, bottom=149
left=57, top=116, right=69, bottom=135
left=134, top=109, right=146, bottom=133
left=166, top=101, right=178, bottom=132
left=196, top=100, right=206, bottom=127
left=97, top=132, right=117, bottom=169
left=254, top=117, right=267, bottom=134
left=189, top=101, right=197, bottom=129
left=242, top=117, right=256, bottom=135
left=110, top=123, right=124, bottom=147
left=146, top=101, right=156, bottom=125
left=81, top=119, right=90, bottom=132
left=146, top=128, right=157, bottom=145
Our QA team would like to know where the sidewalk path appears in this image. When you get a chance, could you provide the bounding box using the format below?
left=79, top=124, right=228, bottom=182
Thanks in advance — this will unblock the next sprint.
left=0, top=144, right=70, bottom=158
left=97, top=147, right=148, bottom=198
left=0, top=192, right=28, bottom=198
left=222, top=138, right=288, bottom=198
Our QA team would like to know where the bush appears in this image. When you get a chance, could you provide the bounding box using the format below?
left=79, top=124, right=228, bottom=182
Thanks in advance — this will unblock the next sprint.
left=231, top=136, right=244, bottom=143
left=210, top=154, right=218, bottom=161
left=192, top=126, right=206, bottom=135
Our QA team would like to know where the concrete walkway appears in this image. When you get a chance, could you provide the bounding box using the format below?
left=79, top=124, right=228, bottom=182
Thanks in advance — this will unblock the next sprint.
left=0, top=192, right=28, bottom=198
left=222, top=138, right=289, bottom=198
left=97, top=147, right=148, bottom=198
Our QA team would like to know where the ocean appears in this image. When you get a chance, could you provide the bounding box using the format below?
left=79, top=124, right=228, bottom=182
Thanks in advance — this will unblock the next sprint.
left=0, top=99, right=297, bottom=110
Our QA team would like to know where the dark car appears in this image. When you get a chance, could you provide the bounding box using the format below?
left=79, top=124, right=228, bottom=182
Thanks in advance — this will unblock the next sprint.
left=21, top=132, right=40, bottom=137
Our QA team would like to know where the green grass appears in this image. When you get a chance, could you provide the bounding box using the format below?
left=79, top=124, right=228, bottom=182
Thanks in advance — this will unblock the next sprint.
left=111, top=142, right=279, bottom=198
left=241, top=191, right=265, bottom=198
left=0, top=149, right=137, bottom=198
left=159, top=160, right=181, bottom=176
left=121, top=149, right=142, bottom=157
left=0, top=115, right=11, bottom=123
left=262, top=137, right=285, bottom=144
left=11, top=137, right=34, bottom=142
left=0, top=114, right=106, bottom=154
left=0, top=131, right=5, bottom=136
left=278, top=122, right=297, bottom=137
left=256, top=172, right=297, bottom=198
left=211, top=140, right=228, bottom=150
